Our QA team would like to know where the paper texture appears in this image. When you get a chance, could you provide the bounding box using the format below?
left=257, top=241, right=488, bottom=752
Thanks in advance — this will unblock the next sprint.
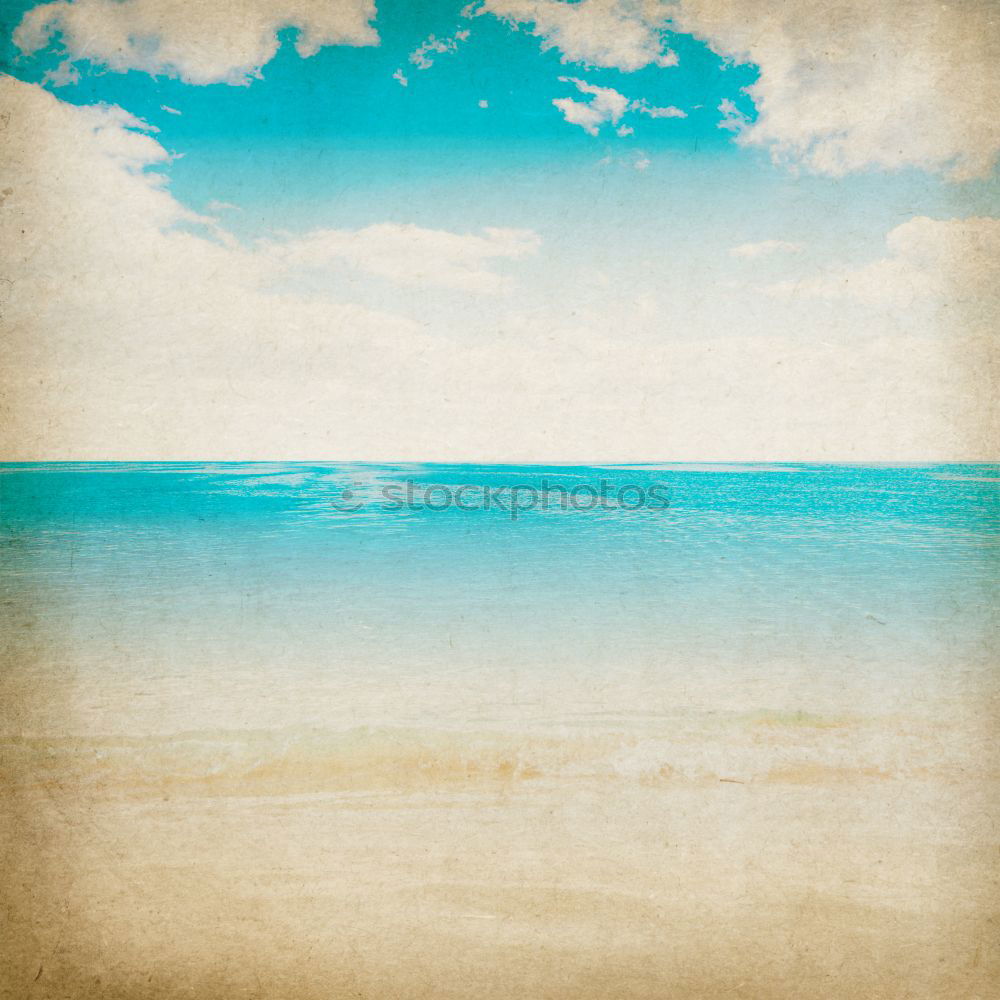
left=1, top=2, right=997, bottom=998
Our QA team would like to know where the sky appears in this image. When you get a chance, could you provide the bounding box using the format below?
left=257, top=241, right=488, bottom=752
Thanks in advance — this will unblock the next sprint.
left=0, top=0, right=998, bottom=460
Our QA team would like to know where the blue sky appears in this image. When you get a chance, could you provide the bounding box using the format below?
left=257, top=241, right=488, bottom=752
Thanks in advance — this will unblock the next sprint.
left=1, top=0, right=997, bottom=459
left=4, top=0, right=992, bottom=244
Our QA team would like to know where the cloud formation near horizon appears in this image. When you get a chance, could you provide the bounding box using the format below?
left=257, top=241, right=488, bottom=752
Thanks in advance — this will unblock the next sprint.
left=260, top=223, right=540, bottom=295
left=767, top=217, right=1000, bottom=322
left=1, top=75, right=993, bottom=461
left=731, top=240, right=803, bottom=259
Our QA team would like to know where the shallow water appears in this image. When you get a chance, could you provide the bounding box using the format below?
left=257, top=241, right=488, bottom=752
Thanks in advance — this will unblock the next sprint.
left=1, top=461, right=996, bottom=785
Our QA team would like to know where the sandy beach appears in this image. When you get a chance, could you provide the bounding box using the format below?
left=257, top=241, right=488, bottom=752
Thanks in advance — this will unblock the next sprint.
left=4, top=695, right=998, bottom=1000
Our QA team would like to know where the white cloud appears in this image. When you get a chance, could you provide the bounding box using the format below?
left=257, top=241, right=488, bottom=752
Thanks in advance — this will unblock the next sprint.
left=552, top=76, right=630, bottom=134
left=409, top=29, right=470, bottom=70
left=552, top=97, right=604, bottom=136
left=24, top=0, right=990, bottom=180
left=392, top=68, right=409, bottom=86
left=13, top=0, right=378, bottom=85
left=479, top=0, right=1000, bottom=179
left=631, top=98, right=685, bottom=119
left=42, top=59, right=79, bottom=86
left=0, top=77, right=543, bottom=457
left=716, top=97, right=749, bottom=133
left=767, top=217, right=1000, bottom=319
left=1, top=76, right=994, bottom=461
left=731, top=240, right=803, bottom=259
left=470, top=0, right=678, bottom=71
left=668, top=0, right=1000, bottom=179
left=160, top=104, right=181, bottom=115
left=478, top=98, right=489, bottom=109
left=553, top=77, right=687, bottom=134
left=259, top=224, right=540, bottom=295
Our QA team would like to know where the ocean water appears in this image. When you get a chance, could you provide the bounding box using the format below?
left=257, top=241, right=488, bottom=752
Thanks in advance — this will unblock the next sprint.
left=1, top=462, right=997, bottom=791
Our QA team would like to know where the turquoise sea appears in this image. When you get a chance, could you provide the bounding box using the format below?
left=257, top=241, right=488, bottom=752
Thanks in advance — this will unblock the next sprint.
left=1, top=461, right=997, bottom=786
left=1, top=463, right=995, bottom=707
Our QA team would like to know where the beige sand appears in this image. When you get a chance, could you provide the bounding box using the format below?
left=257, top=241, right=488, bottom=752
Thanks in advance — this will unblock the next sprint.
left=3, top=699, right=998, bottom=1000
